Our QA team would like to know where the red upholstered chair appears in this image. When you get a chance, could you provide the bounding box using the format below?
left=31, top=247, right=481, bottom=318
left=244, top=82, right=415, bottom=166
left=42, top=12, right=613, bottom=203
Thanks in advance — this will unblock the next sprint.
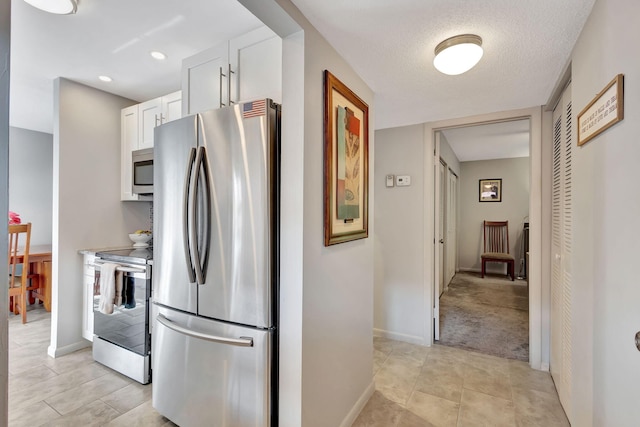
left=481, top=220, right=515, bottom=281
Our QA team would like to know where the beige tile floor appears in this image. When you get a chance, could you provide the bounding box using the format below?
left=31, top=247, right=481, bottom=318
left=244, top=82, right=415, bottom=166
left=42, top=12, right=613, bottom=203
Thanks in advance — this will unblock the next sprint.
left=8, top=305, right=175, bottom=427
left=9, top=306, right=569, bottom=427
left=353, top=337, right=570, bottom=427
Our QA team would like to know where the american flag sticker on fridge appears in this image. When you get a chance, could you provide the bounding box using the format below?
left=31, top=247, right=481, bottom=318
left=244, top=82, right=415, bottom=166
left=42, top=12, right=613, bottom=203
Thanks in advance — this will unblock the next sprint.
left=243, top=99, right=267, bottom=119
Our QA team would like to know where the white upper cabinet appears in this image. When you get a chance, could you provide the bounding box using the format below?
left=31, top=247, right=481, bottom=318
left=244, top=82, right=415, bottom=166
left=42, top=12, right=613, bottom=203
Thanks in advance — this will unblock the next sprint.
left=121, top=90, right=182, bottom=201
left=138, top=97, right=161, bottom=150
left=229, top=26, right=282, bottom=105
left=121, top=104, right=140, bottom=201
left=182, top=26, right=282, bottom=116
left=182, top=43, right=229, bottom=116
left=162, top=90, right=183, bottom=123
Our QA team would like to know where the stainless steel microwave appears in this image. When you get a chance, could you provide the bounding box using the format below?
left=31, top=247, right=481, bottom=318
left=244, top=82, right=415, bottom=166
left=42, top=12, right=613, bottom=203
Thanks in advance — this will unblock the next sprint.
left=132, top=148, right=153, bottom=195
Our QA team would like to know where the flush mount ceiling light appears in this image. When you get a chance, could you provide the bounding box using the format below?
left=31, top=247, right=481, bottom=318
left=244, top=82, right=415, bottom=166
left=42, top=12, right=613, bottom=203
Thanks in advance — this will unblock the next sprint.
left=98, top=75, right=112, bottom=82
left=150, top=51, right=167, bottom=60
left=433, top=34, right=483, bottom=76
left=23, top=0, right=77, bottom=14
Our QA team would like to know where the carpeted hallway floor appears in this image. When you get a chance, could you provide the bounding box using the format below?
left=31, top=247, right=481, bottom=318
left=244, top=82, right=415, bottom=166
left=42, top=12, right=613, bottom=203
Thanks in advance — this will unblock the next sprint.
left=438, top=271, right=529, bottom=361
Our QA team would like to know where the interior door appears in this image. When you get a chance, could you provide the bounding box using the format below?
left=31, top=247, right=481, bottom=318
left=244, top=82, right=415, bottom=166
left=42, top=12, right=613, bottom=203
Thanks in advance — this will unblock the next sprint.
left=439, top=161, right=446, bottom=297
left=550, top=82, right=573, bottom=421
left=433, top=132, right=441, bottom=341
left=446, top=170, right=458, bottom=285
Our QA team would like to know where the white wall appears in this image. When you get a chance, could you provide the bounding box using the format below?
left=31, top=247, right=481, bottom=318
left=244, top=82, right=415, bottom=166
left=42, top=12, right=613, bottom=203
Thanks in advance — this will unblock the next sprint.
left=9, top=127, right=53, bottom=245
left=458, top=157, right=530, bottom=273
left=300, top=19, right=375, bottom=427
left=374, top=125, right=425, bottom=343
left=569, top=0, right=640, bottom=425
left=0, top=0, right=10, bottom=421
left=50, top=78, right=151, bottom=357
left=240, top=1, right=375, bottom=426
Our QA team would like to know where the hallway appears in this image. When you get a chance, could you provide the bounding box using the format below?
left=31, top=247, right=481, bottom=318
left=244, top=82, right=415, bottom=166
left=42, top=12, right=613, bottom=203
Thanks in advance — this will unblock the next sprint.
left=353, top=337, right=568, bottom=426
left=438, top=272, right=529, bottom=361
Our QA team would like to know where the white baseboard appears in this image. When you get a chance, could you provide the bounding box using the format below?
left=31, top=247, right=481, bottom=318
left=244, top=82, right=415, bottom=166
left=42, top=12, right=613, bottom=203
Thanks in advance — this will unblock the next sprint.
left=340, top=380, right=375, bottom=427
left=539, top=363, right=550, bottom=372
left=373, top=328, right=426, bottom=346
left=47, top=340, right=91, bottom=358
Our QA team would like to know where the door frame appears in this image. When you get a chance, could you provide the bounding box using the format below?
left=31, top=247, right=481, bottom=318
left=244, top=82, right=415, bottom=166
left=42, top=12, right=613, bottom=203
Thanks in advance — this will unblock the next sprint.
left=424, top=106, right=547, bottom=370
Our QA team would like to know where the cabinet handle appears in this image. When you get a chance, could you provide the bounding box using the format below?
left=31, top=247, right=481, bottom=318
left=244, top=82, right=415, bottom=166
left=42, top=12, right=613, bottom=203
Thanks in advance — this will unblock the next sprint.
left=227, top=63, right=235, bottom=106
left=155, top=114, right=160, bottom=126
left=219, top=67, right=226, bottom=108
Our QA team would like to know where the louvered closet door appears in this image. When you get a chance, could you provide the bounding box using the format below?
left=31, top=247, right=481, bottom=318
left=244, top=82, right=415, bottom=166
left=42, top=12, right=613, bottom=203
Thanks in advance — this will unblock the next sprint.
left=551, top=82, right=573, bottom=421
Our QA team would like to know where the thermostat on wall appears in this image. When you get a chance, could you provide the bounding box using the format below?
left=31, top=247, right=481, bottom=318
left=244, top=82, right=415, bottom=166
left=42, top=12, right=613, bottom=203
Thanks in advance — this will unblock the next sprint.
left=386, top=175, right=395, bottom=187
left=396, top=175, right=411, bottom=186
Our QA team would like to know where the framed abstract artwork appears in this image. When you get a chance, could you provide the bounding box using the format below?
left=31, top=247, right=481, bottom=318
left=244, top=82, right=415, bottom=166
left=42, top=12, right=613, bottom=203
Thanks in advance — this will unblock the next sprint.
left=323, top=70, right=369, bottom=246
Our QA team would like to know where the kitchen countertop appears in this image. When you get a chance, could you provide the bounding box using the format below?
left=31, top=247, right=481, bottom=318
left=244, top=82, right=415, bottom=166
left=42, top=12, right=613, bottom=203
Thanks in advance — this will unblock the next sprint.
left=78, top=246, right=134, bottom=256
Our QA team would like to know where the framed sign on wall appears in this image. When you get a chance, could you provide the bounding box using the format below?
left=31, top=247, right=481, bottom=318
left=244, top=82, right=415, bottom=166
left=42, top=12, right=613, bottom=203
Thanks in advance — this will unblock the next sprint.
left=577, top=74, right=624, bottom=146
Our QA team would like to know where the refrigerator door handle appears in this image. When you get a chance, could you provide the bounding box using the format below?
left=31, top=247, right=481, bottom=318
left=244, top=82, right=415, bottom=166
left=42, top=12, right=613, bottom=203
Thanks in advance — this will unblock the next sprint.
left=192, top=146, right=205, bottom=285
left=157, top=314, right=254, bottom=347
left=197, top=147, right=212, bottom=284
left=183, top=147, right=197, bottom=283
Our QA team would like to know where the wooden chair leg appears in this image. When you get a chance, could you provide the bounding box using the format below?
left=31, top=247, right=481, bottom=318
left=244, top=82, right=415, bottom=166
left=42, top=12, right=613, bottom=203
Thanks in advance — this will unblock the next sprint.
left=481, top=260, right=485, bottom=278
left=20, top=289, right=27, bottom=323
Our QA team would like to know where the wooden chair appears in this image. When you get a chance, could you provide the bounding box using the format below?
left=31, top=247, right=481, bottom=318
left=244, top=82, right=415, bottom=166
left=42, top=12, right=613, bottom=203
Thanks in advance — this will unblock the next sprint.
left=8, top=223, right=39, bottom=323
left=481, top=220, right=515, bottom=281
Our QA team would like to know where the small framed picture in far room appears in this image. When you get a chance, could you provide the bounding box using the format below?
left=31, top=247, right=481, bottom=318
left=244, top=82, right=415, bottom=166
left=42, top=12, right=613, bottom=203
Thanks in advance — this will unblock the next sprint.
left=479, top=178, right=502, bottom=202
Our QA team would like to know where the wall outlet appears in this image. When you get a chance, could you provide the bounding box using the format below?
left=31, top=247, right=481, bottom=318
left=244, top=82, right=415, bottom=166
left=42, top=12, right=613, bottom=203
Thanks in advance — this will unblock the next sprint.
left=396, top=175, right=411, bottom=186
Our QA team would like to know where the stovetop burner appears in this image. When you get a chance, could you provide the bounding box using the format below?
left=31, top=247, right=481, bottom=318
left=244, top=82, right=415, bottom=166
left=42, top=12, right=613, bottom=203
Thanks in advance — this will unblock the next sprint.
left=95, top=247, right=153, bottom=265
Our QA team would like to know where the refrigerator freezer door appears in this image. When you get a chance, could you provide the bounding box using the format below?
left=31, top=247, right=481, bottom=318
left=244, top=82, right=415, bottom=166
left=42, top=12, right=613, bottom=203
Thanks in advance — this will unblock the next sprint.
left=153, top=116, right=198, bottom=314
left=152, top=306, right=273, bottom=427
left=197, top=100, right=277, bottom=328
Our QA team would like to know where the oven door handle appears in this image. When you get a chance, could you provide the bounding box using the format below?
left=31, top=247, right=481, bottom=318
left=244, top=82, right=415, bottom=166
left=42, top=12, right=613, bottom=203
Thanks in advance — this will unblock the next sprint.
left=91, top=262, right=146, bottom=274
left=157, top=314, right=253, bottom=347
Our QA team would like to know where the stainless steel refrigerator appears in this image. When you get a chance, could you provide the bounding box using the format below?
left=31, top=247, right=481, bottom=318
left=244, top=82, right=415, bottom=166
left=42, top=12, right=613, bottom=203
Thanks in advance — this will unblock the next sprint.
left=152, top=99, right=279, bottom=427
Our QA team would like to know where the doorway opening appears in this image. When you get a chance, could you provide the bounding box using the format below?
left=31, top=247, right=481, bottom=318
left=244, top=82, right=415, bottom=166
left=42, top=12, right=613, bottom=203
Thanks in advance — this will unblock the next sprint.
left=433, top=117, right=533, bottom=362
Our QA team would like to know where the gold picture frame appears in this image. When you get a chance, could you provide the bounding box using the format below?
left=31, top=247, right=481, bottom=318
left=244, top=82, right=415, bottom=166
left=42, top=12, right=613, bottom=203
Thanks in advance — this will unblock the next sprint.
left=323, top=70, right=369, bottom=246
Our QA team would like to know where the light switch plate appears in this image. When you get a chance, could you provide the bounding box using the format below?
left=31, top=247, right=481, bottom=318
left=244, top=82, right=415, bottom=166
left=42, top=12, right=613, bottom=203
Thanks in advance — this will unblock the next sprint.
left=396, top=175, right=411, bottom=186
left=386, top=174, right=395, bottom=187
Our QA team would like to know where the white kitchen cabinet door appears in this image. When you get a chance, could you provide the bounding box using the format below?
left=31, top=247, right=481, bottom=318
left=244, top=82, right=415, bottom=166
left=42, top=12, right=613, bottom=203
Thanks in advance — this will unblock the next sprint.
left=229, top=26, right=282, bottom=104
left=121, top=104, right=139, bottom=201
left=138, top=97, right=162, bottom=150
left=82, top=254, right=96, bottom=342
left=181, top=43, right=228, bottom=116
left=161, top=90, right=182, bottom=123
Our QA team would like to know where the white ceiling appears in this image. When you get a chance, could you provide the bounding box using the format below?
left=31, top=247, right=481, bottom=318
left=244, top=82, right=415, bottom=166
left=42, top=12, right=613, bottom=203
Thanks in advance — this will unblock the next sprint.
left=10, top=0, right=596, bottom=159
left=10, top=0, right=263, bottom=133
left=440, top=120, right=530, bottom=162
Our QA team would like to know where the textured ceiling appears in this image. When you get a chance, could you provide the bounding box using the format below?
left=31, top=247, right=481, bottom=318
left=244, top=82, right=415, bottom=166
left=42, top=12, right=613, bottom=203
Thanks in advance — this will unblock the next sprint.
left=10, top=0, right=596, bottom=145
left=290, top=0, right=596, bottom=129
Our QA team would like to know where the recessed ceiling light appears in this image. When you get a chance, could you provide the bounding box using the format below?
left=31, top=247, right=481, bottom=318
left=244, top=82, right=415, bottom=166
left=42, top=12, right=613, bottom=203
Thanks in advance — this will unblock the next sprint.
left=99, top=75, right=113, bottom=83
left=433, top=34, right=483, bottom=76
left=150, top=51, right=167, bottom=60
left=23, top=0, right=77, bottom=15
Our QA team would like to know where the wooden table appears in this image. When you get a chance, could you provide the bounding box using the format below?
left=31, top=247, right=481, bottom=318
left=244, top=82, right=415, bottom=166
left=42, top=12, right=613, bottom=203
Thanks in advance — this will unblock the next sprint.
left=13, top=244, right=52, bottom=311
